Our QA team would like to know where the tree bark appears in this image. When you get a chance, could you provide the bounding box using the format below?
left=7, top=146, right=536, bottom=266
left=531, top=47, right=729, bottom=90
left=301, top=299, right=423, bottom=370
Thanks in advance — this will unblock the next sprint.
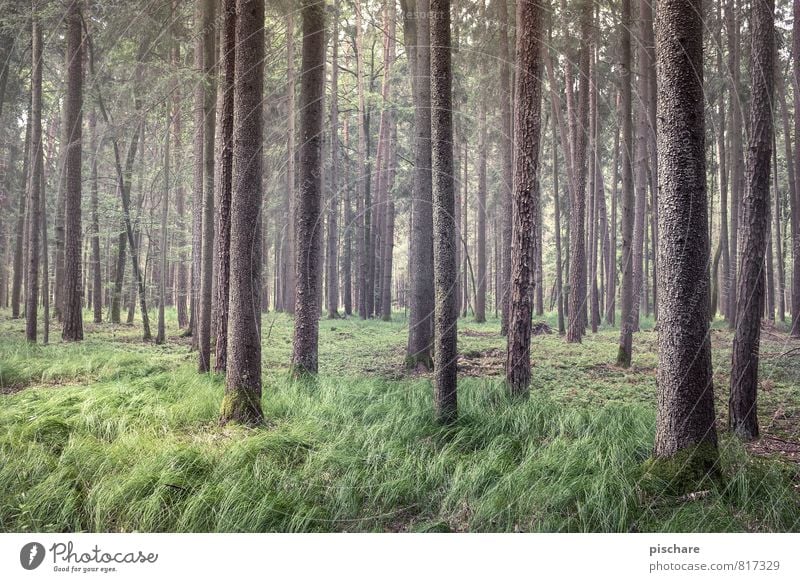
left=291, top=0, right=325, bottom=376
left=157, top=104, right=170, bottom=345
left=61, top=0, right=83, bottom=341
left=496, top=0, right=512, bottom=336
left=327, top=0, right=341, bottom=319
left=220, top=0, right=265, bottom=426
left=729, top=0, right=774, bottom=440
left=430, top=0, right=457, bottom=423
left=506, top=0, right=544, bottom=397
left=652, top=0, right=719, bottom=473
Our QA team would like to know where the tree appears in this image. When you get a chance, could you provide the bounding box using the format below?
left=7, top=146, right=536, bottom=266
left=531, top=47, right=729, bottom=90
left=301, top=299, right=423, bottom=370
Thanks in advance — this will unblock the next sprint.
left=496, top=0, right=512, bottom=336
left=729, top=0, right=774, bottom=440
left=25, top=7, right=43, bottom=343
left=651, top=0, right=718, bottom=477
left=214, top=0, right=235, bottom=371
left=61, top=0, right=84, bottom=342
left=792, top=0, right=800, bottom=337
left=89, top=106, right=102, bottom=324
left=403, top=0, right=434, bottom=370
left=379, top=0, right=397, bottom=322
left=220, top=0, right=265, bottom=426
left=198, top=0, right=216, bottom=372
left=291, top=0, right=325, bottom=376
left=430, top=0, right=456, bottom=423
left=616, top=0, right=635, bottom=366
left=157, top=104, right=170, bottom=345
left=506, top=0, right=545, bottom=397
left=326, top=0, right=340, bottom=319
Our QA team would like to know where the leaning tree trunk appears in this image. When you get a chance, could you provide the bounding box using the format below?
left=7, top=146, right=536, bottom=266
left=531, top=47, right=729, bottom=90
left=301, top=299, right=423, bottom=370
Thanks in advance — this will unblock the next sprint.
left=729, top=0, right=774, bottom=440
left=61, top=0, right=84, bottom=342
left=402, top=0, right=434, bottom=370
left=506, top=0, right=545, bottom=397
left=652, top=0, right=719, bottom=479
left=430, top=0, right=457, bottom=423
left=220, top=0, right=265, bottom=426
left=291, top=0, right=325, bottom=376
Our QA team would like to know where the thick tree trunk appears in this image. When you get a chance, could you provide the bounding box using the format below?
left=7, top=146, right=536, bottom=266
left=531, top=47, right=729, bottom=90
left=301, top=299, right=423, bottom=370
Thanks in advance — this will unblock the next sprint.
left=220, top=0, right=265, bottom=426
left=291, top=0, right=325, bottom=376
left=403, top=0, right=434, bottom=369
left=506, top=0, right=544, bottom=397
left=652, top=0, right=719, bottom=474
left=617, top=0, right=635, bottom=366
left=430, top=0, right=457, bottom=423
left=729, top=0, right=774, bottom=440
left=61, top=0, right=84, bottom=342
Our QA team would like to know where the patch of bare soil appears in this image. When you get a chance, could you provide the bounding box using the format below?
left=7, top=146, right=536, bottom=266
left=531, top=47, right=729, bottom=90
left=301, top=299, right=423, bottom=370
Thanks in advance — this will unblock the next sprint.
left=746, top=436, right=800, bottom=465
left=457, top=348, right=505, bottom=377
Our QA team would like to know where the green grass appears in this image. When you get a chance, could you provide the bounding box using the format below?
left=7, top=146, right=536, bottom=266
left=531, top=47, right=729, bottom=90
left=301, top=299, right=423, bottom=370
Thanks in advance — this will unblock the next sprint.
left=0, top=308, right=798, bottom=532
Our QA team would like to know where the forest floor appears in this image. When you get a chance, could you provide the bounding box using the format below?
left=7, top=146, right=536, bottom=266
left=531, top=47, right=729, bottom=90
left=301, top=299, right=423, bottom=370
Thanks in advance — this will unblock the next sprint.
left=0, top=308, right=798, bottom=532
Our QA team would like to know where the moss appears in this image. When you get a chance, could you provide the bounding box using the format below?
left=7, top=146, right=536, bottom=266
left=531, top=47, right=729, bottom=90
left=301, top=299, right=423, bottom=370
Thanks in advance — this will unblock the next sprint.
left=616, top=346, right=631, bottom=368
left=219, top=390, right=264, bottom=427
left=404, top=353, right=433, bottom=371
left=641, top=441, right=722, bottom=496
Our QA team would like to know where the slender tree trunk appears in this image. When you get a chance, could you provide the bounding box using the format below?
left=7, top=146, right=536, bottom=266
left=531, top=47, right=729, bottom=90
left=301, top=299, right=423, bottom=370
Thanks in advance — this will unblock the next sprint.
left=617, top=0, right=635, bottom=366
left=220, top=0, right=265, bottom=426
left=402, top=0, right=434, bottom=369
left=89, top=106, right=102, bottom=324
left=173, top=2, right=188, bottom=329
left=327, top=0, right=341, bottom=319
left=61, top=0, right=84, bottom=341
left=772, top=128, right=785, bottom=322
left=284, top=10, right=296, bottom=315
left=475, top=89, right=487, bottom=323
left=791, top=0, right=800, bottom=336
left=25, top=12, right=43, bottom=343
left=198, top=0, right=217, bottom=372
left=566, top=0, right=591, bottom=343
left=213, top=0, right=235, bottom=371
left=430, top=0, right=457, bottom=422
left=553, top=120, right=565, bottom=334
left=11, top=109, right=30, bottom=319
left=715, top=0, right=729, bottom=320
left=729, top=0, right=774, bottom=440
left=497, top=0, right=512, bottom=336
left=291, top=0, right=325, bottom=376
left=506, top=0, right=545, bottom=396
left=380, top=2, right=397, bottom=322
left=652, top=0, right=719, bottom=475
left=157, top=104, right=170, bottom=345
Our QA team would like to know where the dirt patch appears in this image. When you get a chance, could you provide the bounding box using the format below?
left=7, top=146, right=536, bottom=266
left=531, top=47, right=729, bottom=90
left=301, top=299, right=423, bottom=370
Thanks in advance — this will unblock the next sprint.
left=457, top=348, right=505, bottom=377
left=746, top=436, right=800, bottom=464
left=460, top=329, right=498, bottom=338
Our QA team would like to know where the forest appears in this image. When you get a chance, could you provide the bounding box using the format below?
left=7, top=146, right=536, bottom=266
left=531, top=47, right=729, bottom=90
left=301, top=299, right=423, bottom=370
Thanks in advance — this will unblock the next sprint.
left=0, top=0, right=798, bottom=533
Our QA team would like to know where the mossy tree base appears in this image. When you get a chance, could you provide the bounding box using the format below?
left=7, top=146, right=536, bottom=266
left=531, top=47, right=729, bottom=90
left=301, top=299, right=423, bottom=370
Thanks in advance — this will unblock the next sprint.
left=219, top=390, right=264, bottom=427
left=405, top=353, right=433, bottom=372
left=641, top=442, right=721, bottom=496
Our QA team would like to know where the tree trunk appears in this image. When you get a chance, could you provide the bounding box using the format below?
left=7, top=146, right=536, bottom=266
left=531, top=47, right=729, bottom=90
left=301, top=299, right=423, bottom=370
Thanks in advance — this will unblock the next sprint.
left=157, top=103, right=170, bottom=345
left=379, top=1, right=397, bottom=322
left=553, top=119, right=565, bottom=334
left=11, top=108, right=30, bottom=319
left=729, top=0, right=774, bottom=440
left=652, top=0, right=719, bottom=475
left=402, top=0, right=434, bottom=370
left=792, top=0, right=800, bottom=336
left=327, top=0, right=340, bottom=319
left=61, top=0, right=84, bottom=342
left=496, top=0, right=512, bottom=336
left=283, top=10, right=296, bottom=315
left=220, top=0, right=265, bottom=426
left=172, top=3, right=188, bottom=329
left=198, top=0, right=217, bottom=372
left=715, top=0, right=729, bottom=320
left=430, top=0, right=457, bottom=423
left=617, top=0, right=635, bottom=366
left=291, top=0, right=325, bottom=376
left=506, top=0, right=544, bottom=396
left=475, top=87, right=487, bottom=323
left=25, top=12, right=43, bottom=343
left=89, top=106, right=102, bottom=324
left=213, top=0, right=235, bottom=371
left=772, top=128, right=785, bottom=322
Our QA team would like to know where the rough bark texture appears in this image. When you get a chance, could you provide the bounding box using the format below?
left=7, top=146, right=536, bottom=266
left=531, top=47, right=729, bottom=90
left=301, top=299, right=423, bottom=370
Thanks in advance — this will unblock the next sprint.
left=25, top=14, right=43, bottom=343
left=475, top=90, right=487, bottom=323
left=553, top=121, right=565, bottom=334
left=172, top=6, right=188, bottom=329
left=792, top=0, right=800, bottom=336
left=220, top=0, right=265, bottom=426
left=214, top=0, right=235, bottom=372
left=403, top=0, right=434, bottom=370
left=652, top=0, right=718, bottom=475
left=198, top=0, right=216, bottom=372
left=506, top=0, right=544, bottom=397
left=729, top=0, right=774, bottom=440
left=89, top=106, right=102, bottom=324
left=617, top=0, right=635, bottom=366
left=61, top=0, right=84, bottom=342
left=291, top=0, right=325, bottom=376
left=430, top=0, right=457, bottom=423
